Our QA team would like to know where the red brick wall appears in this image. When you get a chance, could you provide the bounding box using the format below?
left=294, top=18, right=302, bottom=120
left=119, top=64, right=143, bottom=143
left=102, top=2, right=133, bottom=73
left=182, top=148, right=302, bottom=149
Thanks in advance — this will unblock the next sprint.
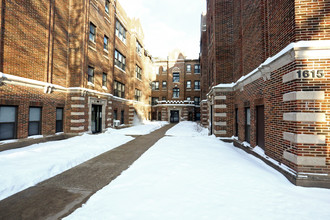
left=1, top=0, right=50, bottom=81
left=295, top=0, right=330, bottom=41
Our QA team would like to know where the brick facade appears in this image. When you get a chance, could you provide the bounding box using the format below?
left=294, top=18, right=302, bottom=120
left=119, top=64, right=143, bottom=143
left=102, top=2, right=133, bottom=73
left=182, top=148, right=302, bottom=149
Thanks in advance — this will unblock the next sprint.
left=0, top=1, right=153, bottom=144
left=201, top=0, right=330, bottom=187
left=151, top=50, right=201, bottom=122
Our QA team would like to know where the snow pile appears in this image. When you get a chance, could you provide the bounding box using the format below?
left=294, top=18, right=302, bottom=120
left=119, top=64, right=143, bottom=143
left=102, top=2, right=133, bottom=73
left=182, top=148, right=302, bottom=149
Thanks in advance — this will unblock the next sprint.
left=109, top=121, right=169, bottom=135
left=165, top=121, right=208, bottom=136
left=65, top=122, right=330, bottom=220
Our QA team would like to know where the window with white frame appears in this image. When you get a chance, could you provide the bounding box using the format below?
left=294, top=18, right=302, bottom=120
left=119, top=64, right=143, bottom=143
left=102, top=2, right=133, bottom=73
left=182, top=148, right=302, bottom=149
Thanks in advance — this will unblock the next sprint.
left=194, top=64, right=200, bottom=73
left=89, top=22, right=96, bottom=42
left=186, top=64, right=191, bottom=72
left=136, top=41, right=142, bottom=56
left=105, top=0, right=110, bottom=14
left=102, top=73, right=107, bottom=87
left=173, top=72, right=179, bottom=82
left=173, top=88, right=180, bottom=98
left=29, top=107, right=42, bottom=136
left=136, top=65, right=142, bottom=80
left=194, top=80, right=200, bottom=90
left=56, top=108, right=63, bottom=133
left=152, top=81, right=159, bottom=90
left=115, top=20, right=126, bottom=43
left=135, top=89, right=142, bottom=101
left=114, top=81, right=125, bottom=98
left=162, top=81, right=167, bottom=89
left=88, top=66, right=94, bottom=83
left=115, top=50, right=126, bottom=71
left=104, top=35, right=109, bottom=51
left=0, top=106, right=17, bottom=140
left=186, top=80, right=191, bottom=89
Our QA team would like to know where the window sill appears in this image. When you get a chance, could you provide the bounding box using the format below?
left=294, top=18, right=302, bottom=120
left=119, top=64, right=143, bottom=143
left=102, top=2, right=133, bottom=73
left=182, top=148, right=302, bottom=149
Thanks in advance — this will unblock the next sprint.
left=87, top=82, right=95, bottom=87
left=102, top=86, right=108, bottom=90
left=194, top=89, right=201, bottom=91
left=88, top=45, right=97, bottom=52
left=104, top=49, right=109, bottom=54
left=115, top=65, right=126, bottom=73
left=89, top=39, right=96, bottom=45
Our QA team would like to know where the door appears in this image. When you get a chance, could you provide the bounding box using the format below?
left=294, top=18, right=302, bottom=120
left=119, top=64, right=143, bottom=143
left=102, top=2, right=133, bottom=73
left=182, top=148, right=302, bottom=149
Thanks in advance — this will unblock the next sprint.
left=92, top=105, right=102, bottom=133
left=257, top=105, right=265, bottom=149
left=245, top=107, right=250, bottom=143
left=170, top=110, right=179, bottom=123
left=210, top=105, right=213, bottom=135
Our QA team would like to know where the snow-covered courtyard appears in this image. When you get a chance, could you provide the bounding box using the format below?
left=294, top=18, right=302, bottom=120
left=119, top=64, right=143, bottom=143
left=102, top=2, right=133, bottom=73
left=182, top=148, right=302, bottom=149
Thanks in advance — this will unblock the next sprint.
left=65, top=122, right=330, bottom=220
left=0, top=121, right=168, bottom=201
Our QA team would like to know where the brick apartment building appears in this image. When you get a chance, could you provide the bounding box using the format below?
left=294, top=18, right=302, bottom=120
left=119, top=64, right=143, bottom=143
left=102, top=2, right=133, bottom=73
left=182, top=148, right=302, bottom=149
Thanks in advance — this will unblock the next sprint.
left=0, top=0, right=154, bottom=145
left=151, top=50, right=201, bottom=122
left=200, top=0, right=330, bottom=187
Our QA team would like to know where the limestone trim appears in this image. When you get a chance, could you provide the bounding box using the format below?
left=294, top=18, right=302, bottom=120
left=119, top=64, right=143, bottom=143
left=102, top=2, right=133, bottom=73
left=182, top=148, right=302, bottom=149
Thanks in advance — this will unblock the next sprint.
left=214, top=130, right=227, bottom=135
left=71, top=105, right=85, bottom=108
left=283, top=91, right=325, bottom=101
left=206, top=40, right=330, bottom=97
left=283, top=132, right=326, bottom=144
left=283, top=112, right=326, bottom=122
left=214, top=113, right=227, bottom=117
left=214, top=121, right=227, bottom=126
left=214, top=104, right=227, bottom=109
left=283, top=151, right=326, bottom=166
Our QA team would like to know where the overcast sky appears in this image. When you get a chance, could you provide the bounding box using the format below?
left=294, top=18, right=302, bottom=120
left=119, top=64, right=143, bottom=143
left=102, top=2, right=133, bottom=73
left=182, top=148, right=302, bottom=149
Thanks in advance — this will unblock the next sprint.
left=120, top=0, right=206, bottom=59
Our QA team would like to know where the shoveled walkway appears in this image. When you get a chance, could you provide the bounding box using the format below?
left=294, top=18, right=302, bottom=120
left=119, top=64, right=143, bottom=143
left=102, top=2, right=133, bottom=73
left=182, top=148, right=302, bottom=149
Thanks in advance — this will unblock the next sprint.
left=0, top=123, right=176, bottom=220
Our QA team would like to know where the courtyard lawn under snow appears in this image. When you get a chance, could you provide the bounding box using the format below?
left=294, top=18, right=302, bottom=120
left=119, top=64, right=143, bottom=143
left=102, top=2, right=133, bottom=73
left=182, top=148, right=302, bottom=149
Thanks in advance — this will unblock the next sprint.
left=66, top=121, right=330, bottom=220
left=0, top=121, right=167, bottom=201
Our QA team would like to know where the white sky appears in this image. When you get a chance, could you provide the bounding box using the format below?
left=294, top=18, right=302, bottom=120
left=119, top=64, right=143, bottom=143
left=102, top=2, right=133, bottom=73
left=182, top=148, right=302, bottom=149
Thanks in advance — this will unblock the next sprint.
left=119, top=0, right=206, bottom=59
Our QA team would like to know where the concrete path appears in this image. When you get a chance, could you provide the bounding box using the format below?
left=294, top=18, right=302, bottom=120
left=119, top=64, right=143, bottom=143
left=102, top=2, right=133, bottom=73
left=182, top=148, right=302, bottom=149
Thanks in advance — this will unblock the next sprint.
left=0, top=123, right=176, bottom=220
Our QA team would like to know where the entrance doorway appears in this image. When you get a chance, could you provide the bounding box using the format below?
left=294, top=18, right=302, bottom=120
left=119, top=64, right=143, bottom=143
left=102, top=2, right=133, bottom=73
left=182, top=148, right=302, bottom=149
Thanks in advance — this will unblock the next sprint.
left=91, top=105, right=102, bottom=133
left=170, top=110, right=179, bottom=123
left=256, top=105, right=265, bottom=149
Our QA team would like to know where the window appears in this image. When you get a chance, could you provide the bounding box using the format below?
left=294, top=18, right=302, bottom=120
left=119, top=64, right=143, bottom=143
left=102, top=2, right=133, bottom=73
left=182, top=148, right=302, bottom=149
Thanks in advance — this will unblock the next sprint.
left=114, top=81, right=125, bottom=98
left=186, top=64, right=191, bottom=72
left=121, top=110, right=124, bottom=124
left=152, top=81, right=159, bottom=90
left=105, top=0, right=110, bottom=14
left=151, top=97, right=159, bottom=106
left=29, top=107, right=41, bottom=136
left=89, top=22, right=96, bottom=42
left=102, top=73, right=107, bottom=87
left=115, top=20, right=126, bottom=43
left=104, top=35, right=109, bottom=51
left=136, top=41, right=142, bottom=56
left=162, top=81, right=167, bottom=89
left=194, top=64, right=200, bottom=73
left=56, top=108, right=63, bottom=133
left=88, top=66, right=94, bottom=83
left=135, top=89, right=142, bottom=101
left=186, top=80, right=191, bottom=89
left=186, top=97, right=191, bottom=101
left=194, top=97, right=200, bottom=105
left=245, top=107, right=251, bottom=143
left=194, top=80, right=200, bottom=90
left=115, top=50, right=126, bottom=71
left=173, top=88, right=180, bottom=98
left=136, top=65, right=142, bottom=80
left=0, top=106, right=17, bottom=140
left=173, top=72, right=179, bottom=82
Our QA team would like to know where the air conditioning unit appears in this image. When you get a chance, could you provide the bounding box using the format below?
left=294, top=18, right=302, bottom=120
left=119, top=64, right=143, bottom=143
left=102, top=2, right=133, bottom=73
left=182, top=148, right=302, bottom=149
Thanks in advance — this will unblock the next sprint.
left=113, top=120, right=120, bottom=127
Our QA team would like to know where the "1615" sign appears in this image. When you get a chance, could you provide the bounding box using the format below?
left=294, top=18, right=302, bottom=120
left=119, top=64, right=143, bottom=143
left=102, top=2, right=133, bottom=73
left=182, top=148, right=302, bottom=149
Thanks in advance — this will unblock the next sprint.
left=297, top=70, right=325, bottom=79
